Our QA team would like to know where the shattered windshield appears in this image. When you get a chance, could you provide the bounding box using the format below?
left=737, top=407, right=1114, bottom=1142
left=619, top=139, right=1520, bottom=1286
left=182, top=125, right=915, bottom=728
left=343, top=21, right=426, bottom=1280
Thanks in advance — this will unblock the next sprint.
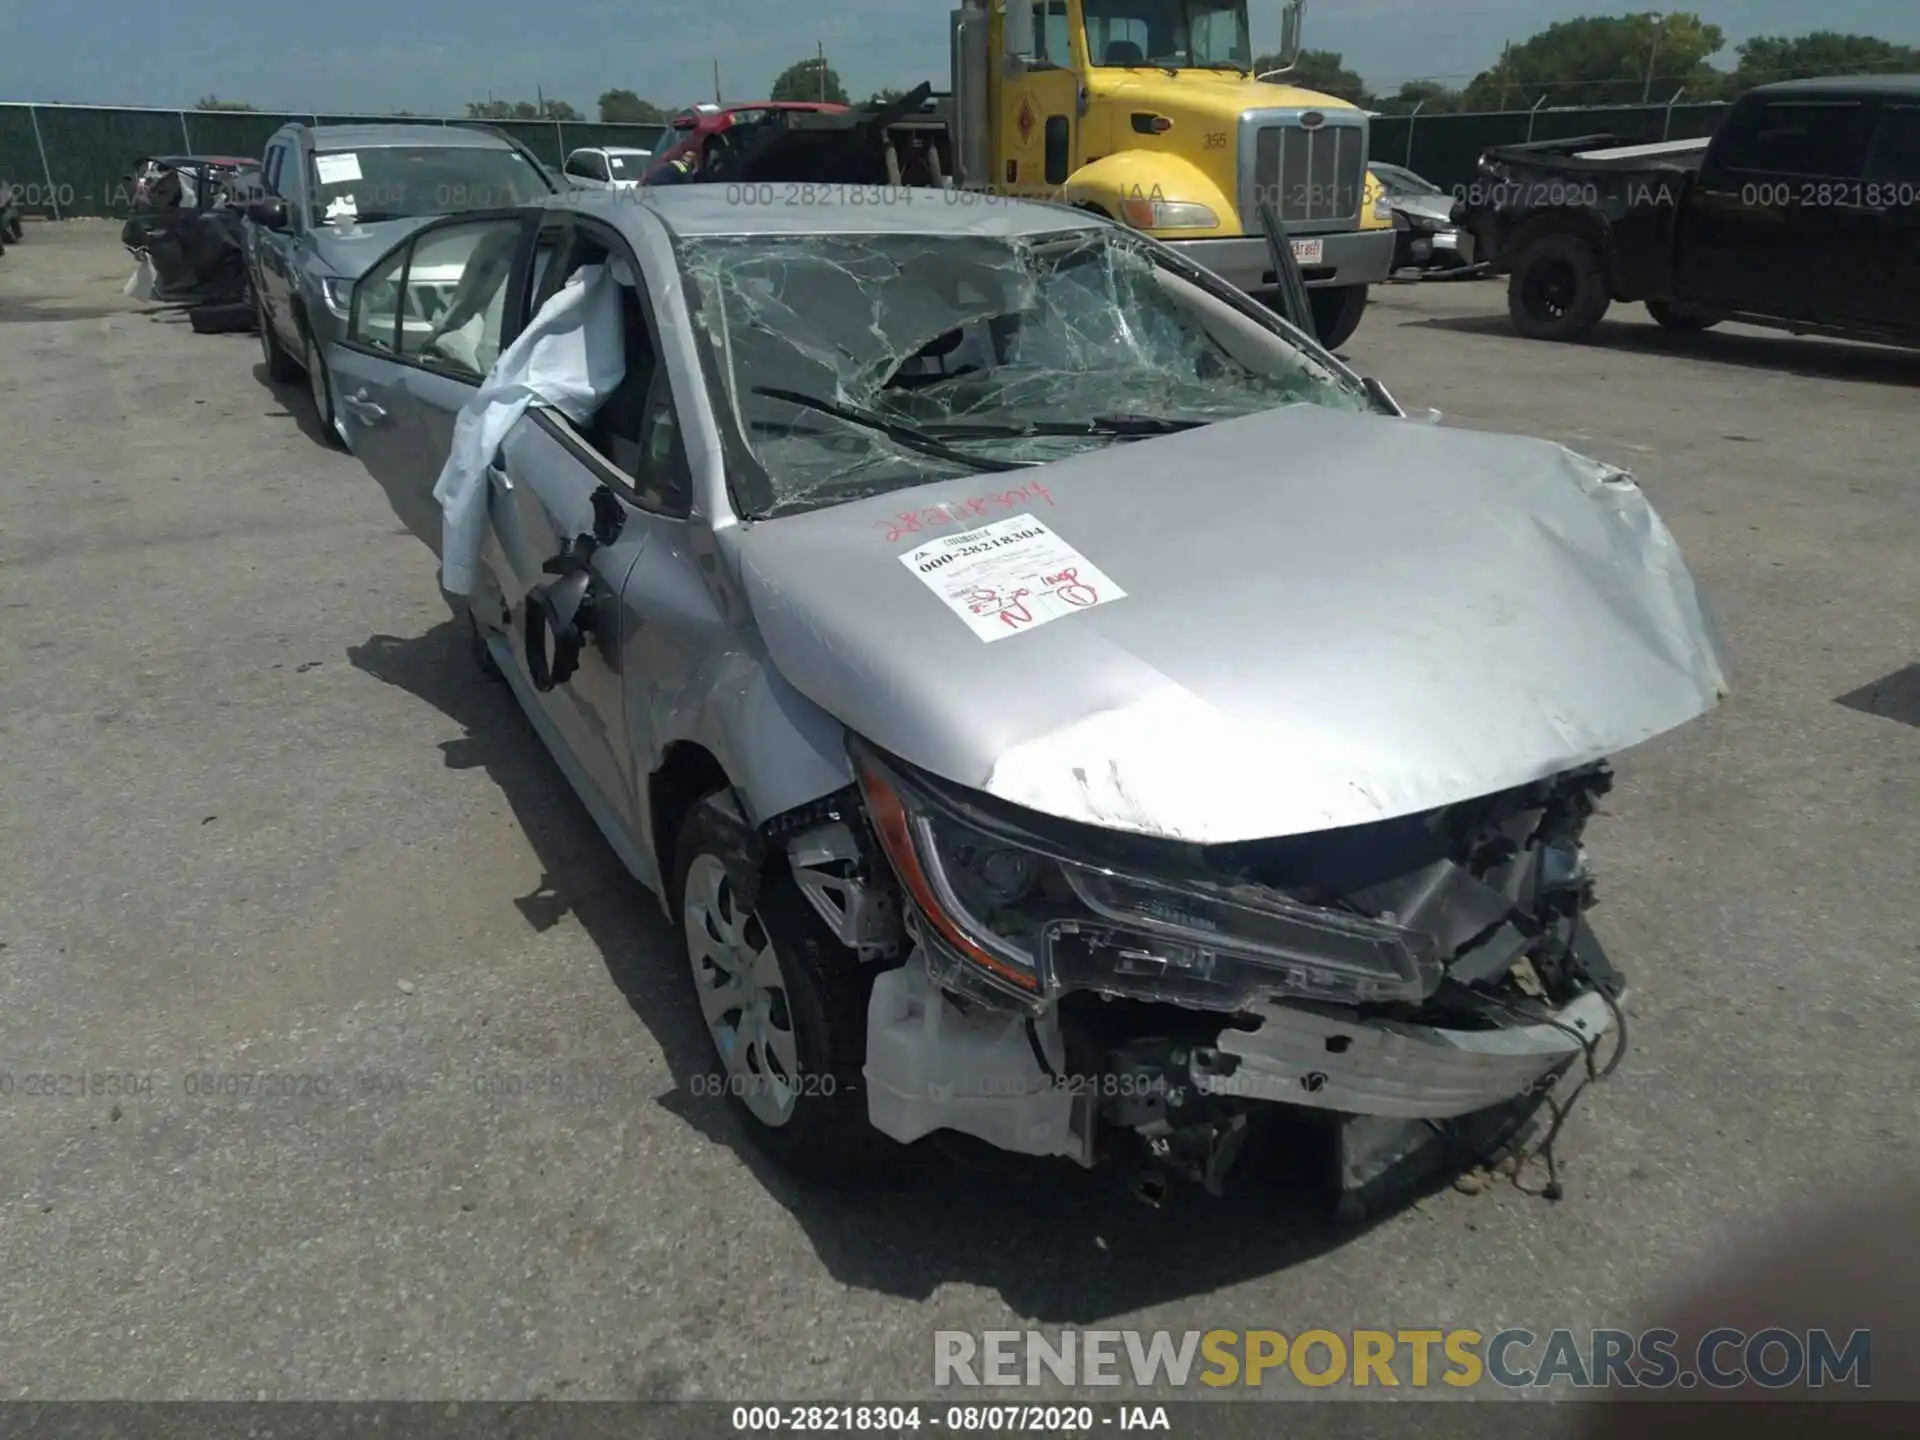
left=677, top=225, right=1367, bottom=518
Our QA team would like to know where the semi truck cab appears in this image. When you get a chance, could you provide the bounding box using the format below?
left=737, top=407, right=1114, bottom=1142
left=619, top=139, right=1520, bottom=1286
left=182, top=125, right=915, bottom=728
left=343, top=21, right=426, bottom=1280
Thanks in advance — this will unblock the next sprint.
left=946, top=0, right=1397, bottom=346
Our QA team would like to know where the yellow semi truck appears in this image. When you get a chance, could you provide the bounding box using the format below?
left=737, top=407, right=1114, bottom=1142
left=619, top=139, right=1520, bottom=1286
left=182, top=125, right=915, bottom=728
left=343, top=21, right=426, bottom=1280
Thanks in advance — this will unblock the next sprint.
left=926, top=0, right=1397, bottom=347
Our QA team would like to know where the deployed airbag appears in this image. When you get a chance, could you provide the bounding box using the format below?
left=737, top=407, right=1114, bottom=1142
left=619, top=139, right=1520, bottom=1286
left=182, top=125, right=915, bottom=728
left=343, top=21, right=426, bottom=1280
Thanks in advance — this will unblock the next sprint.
left=433, top=261, right=628, bottom=594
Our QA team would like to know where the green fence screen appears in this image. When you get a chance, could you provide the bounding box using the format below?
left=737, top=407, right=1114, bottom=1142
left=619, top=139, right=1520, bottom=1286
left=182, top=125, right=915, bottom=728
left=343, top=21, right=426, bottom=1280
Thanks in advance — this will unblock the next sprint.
left=2, top=99, right=1730, bottom=220
left=0, top=104, right=670, bottom=218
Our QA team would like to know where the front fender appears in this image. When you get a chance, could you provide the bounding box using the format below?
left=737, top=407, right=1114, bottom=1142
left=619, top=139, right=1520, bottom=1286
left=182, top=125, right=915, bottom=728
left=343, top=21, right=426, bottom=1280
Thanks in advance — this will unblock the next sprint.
left=1063, top=152, right=1240, bottom=237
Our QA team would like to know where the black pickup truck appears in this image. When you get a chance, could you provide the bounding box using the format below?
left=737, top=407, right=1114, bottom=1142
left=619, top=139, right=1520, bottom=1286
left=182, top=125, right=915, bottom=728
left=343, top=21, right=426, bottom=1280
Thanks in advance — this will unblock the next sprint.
left=1456, top=75, right=1920, bottom=348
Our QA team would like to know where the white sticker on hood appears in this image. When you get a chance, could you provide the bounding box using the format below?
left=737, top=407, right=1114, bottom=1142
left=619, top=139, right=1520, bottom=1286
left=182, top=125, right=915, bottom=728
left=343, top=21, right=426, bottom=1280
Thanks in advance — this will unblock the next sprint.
left=314, top=152, right=362, bottom=184
left=900, top=514, right=1125, bottom=642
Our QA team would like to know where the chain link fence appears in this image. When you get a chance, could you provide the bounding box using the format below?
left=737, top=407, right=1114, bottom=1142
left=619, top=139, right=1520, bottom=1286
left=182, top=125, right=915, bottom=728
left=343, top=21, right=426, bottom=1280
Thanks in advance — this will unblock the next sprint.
left=0, top=103, right=669, bottom=219
left=2, top=97, right=1733, bottom=221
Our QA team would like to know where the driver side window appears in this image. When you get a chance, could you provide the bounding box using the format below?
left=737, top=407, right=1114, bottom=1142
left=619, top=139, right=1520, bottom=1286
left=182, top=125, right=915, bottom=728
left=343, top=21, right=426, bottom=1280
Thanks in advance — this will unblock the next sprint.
left=400, top=218, right=524, bottom=378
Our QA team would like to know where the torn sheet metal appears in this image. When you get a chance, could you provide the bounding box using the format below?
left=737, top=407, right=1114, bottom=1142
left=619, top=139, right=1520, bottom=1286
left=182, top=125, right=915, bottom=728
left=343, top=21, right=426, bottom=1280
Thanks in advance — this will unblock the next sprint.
left=730, top=401, right=1729, bottom=844
left=433, top=262, right=627, bottom=595
left=900, top=513, right=1126, bottom=642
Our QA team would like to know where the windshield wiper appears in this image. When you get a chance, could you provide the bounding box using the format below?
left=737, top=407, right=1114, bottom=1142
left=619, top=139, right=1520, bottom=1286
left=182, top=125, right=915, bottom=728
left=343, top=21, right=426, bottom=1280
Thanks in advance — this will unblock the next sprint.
left=1199, top=62, right=1250, bottom=75
left=750, top=386, right=1037, bottom=472
left=1011, top=413, right=1209, bottom=438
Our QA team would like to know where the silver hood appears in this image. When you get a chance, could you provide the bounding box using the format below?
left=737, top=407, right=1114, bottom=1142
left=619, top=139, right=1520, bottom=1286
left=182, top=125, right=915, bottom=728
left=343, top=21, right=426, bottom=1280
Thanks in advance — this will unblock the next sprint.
left=303, top=215, right=436, bottom=279
left=729, top=404, right=1729, bottom=844
left=1387, top=193, right=1459, bottom=228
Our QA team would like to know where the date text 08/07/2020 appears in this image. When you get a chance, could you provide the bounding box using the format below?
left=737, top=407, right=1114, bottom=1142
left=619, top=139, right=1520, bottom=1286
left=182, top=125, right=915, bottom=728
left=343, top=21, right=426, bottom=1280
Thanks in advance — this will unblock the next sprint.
left=730, top=1405, right=1170, bottom=1432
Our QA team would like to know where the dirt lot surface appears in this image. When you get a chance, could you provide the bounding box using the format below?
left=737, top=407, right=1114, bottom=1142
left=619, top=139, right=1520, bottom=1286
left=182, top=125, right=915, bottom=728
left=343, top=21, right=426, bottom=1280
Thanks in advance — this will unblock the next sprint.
left=2, top=220, right=1915, bottom=1411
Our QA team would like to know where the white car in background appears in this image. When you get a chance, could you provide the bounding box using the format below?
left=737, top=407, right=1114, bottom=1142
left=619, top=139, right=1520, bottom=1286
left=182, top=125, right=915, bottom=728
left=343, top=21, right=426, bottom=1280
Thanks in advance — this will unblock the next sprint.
left=561, top=146, right=654, bottom=189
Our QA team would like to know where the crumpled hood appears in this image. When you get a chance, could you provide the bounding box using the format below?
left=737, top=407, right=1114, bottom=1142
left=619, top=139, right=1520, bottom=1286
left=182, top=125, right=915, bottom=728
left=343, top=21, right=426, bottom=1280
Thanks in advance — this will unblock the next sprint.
left=727, top=404, right=1729, bottom=844
left=303, top=216, right=435, bottom=280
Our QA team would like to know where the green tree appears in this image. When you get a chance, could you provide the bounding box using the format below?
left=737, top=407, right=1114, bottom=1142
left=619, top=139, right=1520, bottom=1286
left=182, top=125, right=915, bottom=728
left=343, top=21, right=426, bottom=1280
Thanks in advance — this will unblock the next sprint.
left=1460, top=14, right=1726, bottom=111
left=195, top=95, right=256, bottom=111
left=1253, top=49, right=1373, bottom=107
left=1376, top=80, right=1466, bottom=115
left=598, top=88, right=667, bottom=124
left=1725, top=32, right=1920, bottom=92
left=769, top=57, right=849, bottom=105
left=466, top=97, right=580, bottom=121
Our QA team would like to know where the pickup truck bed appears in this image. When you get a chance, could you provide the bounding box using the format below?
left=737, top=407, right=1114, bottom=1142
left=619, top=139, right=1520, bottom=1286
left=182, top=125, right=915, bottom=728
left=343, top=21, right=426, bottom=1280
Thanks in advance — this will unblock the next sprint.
left=1451, top=78, right=1920, bottom=352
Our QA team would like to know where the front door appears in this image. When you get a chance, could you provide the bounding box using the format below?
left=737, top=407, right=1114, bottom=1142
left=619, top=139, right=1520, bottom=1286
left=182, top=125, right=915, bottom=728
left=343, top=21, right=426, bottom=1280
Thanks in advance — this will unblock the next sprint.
left=1000, top=0, right=1081, bottom=194
left=328, top=209, right=541, bottom=549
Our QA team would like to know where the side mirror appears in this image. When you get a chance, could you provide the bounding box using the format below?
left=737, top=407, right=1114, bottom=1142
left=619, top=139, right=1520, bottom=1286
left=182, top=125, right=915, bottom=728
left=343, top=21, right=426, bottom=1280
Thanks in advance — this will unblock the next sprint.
left=247, top=197, right=289, bottom=230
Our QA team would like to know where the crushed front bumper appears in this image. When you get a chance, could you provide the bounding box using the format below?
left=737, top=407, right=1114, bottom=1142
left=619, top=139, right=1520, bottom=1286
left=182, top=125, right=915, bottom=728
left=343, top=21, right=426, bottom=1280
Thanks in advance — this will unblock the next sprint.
left=1172, top=226, right=1397, bottom=293
left=1194, top=987, right=1615, bottom=1119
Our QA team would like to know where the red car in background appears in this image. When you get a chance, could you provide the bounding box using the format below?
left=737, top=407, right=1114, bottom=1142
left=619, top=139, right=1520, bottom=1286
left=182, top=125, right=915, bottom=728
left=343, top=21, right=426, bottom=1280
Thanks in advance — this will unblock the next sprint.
left=646, top=101, right=849, bottom=180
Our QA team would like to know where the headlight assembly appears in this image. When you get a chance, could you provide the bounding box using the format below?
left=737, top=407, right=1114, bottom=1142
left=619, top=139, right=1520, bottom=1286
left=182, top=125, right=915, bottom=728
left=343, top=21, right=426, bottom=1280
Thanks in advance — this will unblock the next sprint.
left=851, top=740, right=1444, bottom=1012
left=1118, top=197, right=1219, bottom=231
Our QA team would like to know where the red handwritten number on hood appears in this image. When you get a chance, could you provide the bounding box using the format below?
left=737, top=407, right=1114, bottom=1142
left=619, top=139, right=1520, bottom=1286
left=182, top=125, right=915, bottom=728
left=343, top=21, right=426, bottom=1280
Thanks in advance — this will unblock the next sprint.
left=1045, top=567, right=1098, bottom=608
left=879, top=482, right=1055, bottom=542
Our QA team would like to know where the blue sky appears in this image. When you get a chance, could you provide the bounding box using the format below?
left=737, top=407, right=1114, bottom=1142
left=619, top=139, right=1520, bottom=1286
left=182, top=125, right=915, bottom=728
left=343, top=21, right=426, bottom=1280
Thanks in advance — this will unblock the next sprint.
left=1, top=0, right=1915, bottom=114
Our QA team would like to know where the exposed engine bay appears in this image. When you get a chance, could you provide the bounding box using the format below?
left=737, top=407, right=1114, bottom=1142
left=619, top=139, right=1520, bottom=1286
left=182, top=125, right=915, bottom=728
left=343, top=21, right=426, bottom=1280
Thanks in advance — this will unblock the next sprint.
left=770, top=749, right=1627, bottom=1207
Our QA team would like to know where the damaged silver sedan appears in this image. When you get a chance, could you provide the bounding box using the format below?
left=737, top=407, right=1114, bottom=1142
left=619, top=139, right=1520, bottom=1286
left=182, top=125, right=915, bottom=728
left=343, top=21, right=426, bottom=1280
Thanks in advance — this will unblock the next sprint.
left=331, top=187, right=1728, bottom=1206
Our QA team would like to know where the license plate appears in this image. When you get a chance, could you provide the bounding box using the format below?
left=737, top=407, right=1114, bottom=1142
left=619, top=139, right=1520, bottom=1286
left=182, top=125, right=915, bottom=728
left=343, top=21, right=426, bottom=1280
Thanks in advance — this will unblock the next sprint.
left=1290, top=237, right=1324, bottom=265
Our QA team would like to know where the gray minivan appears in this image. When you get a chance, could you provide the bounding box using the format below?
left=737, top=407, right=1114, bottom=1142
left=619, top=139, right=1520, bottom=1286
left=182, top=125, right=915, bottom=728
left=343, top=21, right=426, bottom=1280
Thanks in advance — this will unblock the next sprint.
left=245, top=122, right=556, bottom=445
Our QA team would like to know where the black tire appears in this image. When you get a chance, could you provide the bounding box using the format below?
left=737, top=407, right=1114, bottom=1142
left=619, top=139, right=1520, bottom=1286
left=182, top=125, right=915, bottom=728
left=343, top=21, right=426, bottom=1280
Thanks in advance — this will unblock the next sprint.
left=1308, top=283, right=1369, bottom=351
left=302, top=325, right=342, bottom=448
left=672, top=796, right=885, bottom=1173
left=1646, top=299, right=1721, bottom=333
left=258, top=302, right=301, bottom=382
left=1507, top=232, right=1611, bottom=341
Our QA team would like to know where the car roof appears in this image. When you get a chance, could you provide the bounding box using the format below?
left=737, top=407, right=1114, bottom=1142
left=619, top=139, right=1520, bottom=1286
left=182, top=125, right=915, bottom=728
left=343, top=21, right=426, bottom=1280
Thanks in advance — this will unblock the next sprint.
left=1745, top=73, right=1920, bottom=101
left=574, top=145, right=652, bottom=156
left=305, top=123, right=517, bottom=151
left=541, top=185, right=1107, bottom=241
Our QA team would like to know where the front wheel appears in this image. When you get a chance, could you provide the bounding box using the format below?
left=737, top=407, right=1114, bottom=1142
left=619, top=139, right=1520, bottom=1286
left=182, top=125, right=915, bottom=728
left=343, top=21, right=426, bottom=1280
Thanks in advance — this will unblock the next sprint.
left=673, top=798, right=884, bottom=1171
left=1507, top=233, right=1611, bottom=341
left=1308, top=284, right=1369, bottom=351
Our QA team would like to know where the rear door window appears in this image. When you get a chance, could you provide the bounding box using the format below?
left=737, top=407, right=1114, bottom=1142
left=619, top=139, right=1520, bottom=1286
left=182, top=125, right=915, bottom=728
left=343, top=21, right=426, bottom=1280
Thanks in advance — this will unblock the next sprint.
left=1864, top=105, right=1920, bottom=184
left=1718, top=100, right=1871, bottom=179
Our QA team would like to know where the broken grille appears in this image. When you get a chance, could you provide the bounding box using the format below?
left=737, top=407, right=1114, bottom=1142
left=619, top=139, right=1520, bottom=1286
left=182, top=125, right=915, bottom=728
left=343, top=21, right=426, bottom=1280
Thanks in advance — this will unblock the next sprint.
left=1252, top=120, right=1366, bottom=230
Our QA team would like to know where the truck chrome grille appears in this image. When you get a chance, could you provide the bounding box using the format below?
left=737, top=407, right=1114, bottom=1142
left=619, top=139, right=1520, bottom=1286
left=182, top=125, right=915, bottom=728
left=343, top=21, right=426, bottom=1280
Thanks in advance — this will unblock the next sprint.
left=1250, top=118, right=1365, bottom=231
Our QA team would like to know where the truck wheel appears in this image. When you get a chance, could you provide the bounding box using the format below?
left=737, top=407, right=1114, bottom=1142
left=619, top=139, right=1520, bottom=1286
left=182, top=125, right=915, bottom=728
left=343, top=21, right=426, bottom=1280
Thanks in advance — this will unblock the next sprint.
left=1308, top=284, right=1369, bottom=351
left=673, top=797, right=885, bottom=1173
left=1646, top=300, right=1722, bottom=333
left=1508, top=233, right=1611, bottom=341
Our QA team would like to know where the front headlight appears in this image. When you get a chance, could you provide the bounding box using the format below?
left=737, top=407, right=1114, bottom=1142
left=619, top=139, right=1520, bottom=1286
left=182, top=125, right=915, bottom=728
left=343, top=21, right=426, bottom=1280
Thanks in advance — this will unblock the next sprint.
left=320, top=276, right=354, bottom=317
left=1117, top=197, right=1218, bottom=230
left=1372, top=192, right=1394, bottom=222
left=852, top=740, right=1443, bottom=1011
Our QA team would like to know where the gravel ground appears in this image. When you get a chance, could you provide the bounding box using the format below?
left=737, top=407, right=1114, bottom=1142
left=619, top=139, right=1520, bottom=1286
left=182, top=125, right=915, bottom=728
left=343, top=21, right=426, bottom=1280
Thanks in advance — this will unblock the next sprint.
left=1, top=220, right=1915, bottom=1409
